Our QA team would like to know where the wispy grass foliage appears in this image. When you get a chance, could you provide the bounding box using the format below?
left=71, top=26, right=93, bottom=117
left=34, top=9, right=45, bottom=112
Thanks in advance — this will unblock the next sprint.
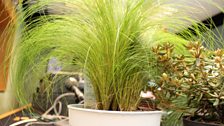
left=3, top=0, right=219, bottom=111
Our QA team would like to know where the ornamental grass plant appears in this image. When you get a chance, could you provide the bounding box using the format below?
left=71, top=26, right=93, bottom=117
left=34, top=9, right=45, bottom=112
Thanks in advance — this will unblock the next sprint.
left=2, top=0, right=221, bottom=113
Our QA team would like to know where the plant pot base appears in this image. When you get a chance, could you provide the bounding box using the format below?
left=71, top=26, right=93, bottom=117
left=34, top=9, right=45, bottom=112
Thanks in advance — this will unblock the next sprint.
left=68, top=104, right=163, bottom=126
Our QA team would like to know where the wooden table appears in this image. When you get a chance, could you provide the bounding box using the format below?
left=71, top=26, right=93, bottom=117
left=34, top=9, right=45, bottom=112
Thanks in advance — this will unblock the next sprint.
left=0, top=104, right=69, bottom=126
left=0, top=104, right=36, bottom=126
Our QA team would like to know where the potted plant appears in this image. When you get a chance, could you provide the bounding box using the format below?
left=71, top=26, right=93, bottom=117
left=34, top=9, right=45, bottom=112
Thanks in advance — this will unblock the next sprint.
left=152, top=42, right=224, bottom=126
left=2, top=0, right=222, bottom=126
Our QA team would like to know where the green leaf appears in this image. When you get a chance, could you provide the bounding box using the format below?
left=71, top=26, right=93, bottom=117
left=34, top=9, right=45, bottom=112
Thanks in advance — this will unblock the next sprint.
left=213, top=98, right=220, bottom=106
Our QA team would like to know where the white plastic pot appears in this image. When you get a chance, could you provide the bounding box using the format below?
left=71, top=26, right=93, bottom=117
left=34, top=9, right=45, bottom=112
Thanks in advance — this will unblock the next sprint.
left=68, top=104, right=163, bottom=126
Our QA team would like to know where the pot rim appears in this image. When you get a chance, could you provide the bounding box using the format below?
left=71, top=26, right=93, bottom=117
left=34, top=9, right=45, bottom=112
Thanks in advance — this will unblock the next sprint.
left=68, top=104, right=164, bottom=115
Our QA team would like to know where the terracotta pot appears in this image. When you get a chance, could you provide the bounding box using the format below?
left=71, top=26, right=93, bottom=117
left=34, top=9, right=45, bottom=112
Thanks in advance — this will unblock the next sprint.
left=183, top=117, right=221, bottom=126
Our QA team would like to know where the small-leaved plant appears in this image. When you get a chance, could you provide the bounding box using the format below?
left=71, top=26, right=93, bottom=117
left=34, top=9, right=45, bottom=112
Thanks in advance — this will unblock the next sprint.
left=152, top=42, right=224, bottom=124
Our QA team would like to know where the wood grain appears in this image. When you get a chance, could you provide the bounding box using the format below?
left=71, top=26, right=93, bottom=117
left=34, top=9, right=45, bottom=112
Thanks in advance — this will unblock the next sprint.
left=0, top=0, right=15, bottom=91
left=0, top=104, right=32, bottom=120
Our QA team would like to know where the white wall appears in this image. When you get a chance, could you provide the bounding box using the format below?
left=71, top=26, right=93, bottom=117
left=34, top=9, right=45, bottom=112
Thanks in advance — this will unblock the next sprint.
left=0, top=16, right=20, bottom=115
left=0, top=82, right=17, bottom=114
left=164, top=0, right=224, bottom=21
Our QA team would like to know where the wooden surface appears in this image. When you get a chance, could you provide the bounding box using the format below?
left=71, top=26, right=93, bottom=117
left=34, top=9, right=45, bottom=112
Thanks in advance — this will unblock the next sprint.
left=0, top=104, right=33, bottom=126
left=0, top=103, right=69, bottom=126
left=0, top=0, right=15, bottom=91
left=0, top=104, right=32, bottom=120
